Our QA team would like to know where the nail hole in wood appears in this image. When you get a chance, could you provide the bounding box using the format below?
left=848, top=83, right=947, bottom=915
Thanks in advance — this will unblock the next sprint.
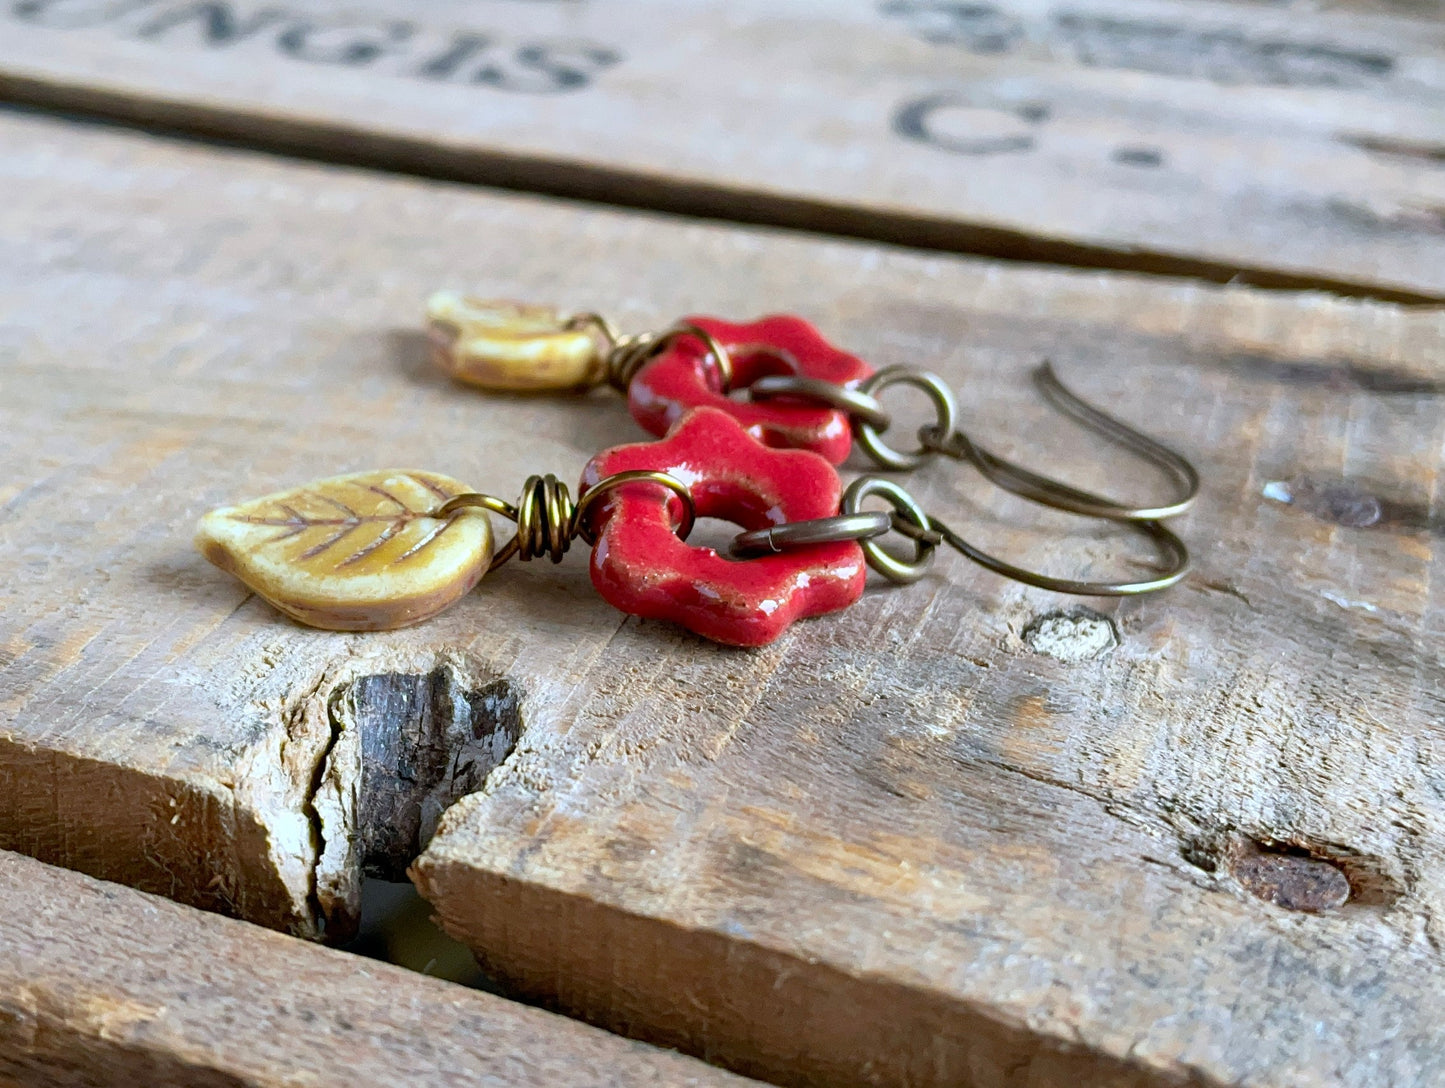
left=1023, top=609, right=1118, bottom=662
left=1230, top=842, right=1351, bottom=912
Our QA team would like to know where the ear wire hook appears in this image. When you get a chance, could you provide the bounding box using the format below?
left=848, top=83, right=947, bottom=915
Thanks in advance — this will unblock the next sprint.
left=752, top=361, right=1198, bottom=522
left=729, top=474, right=1190, bottom=594
left=889, top=507, right=1191, bottom=595
left=915, top=362, right=1199, bottom=521
left=836, top=475, right=1191, bottom=596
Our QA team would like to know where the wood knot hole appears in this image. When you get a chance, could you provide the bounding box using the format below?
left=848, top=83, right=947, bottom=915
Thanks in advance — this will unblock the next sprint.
left=335, top=667, right=522, bottom=881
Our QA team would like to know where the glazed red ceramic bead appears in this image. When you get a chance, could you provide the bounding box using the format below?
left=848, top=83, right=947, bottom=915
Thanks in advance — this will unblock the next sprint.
left=580, top=407, right=867, bottom=647
left=627, top=315, right=872, bottom=465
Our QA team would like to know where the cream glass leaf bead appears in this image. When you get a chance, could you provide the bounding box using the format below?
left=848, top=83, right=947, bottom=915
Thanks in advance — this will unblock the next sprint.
left=196, top=470, right=492, bottom=631
left=426, top=292, right=604, bottom=391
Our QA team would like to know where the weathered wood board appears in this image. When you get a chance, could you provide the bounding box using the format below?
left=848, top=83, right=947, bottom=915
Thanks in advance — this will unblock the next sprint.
left=0, top=849, right=759, bottom=1087
left=2, top=108, right=1445, bottom=1086
left=0, top=0, right=1443, bottom=299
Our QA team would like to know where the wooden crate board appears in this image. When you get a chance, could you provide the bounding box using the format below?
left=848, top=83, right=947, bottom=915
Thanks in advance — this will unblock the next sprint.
left=0, top=0, right=1442, bottom=300
left=0, top=849, right=759, bottom=1087
left=1, top=109, right=1444, bottom=1085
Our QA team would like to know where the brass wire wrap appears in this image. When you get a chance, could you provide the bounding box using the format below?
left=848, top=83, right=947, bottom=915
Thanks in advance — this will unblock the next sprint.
left=566, top=313, right=734, bottom=393
left=436, top=471, right=695, bottom=571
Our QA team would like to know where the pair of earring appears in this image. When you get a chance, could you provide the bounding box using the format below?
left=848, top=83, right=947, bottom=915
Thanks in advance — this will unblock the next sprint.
left=195, top=295, right=1197, bottom=647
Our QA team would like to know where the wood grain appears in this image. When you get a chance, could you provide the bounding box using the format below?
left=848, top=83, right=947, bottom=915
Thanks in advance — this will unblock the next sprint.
left=0, top=0, right=1442, bottom=299
left=2, top=109, right=1444, bottom=1085
left=0, top=848, right=757, bottom=1087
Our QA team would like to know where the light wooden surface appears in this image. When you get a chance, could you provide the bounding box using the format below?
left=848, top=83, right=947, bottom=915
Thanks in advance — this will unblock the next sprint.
left=2, top=108, right=1444, bottom=1086
left=0, top=0, right=1442, bottom=300
left=0, top=848, right=758, bottom=1087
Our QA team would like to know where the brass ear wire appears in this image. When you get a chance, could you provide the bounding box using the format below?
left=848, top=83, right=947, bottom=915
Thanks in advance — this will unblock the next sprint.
left=871, top=492, right=1192, bottom=596
left=736, top=474, right=1190, bottom=596
left=722, top=470, right=1191, bottom=596
left=740, top=361, right=1198, bottom=596
left=752, top=360, right=1199, bottom=524
left=916, top=362, right=1198, bottom=522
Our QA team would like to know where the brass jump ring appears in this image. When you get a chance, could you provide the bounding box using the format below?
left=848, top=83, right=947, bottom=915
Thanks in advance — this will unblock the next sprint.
left=854, top=367, right=959, bottom=471
left=668, top=322, right=733, bottom=392
left=747, top=375, right=892, bottom=430
left=841, top=476, right=938, bottom=584
left=727, top=511, right=893, bottom=559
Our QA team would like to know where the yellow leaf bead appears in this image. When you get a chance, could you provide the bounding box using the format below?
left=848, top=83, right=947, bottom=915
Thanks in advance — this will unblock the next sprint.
left=426, top=292, right=605, bottom=391
left=196, top=470, right=492, bottom=631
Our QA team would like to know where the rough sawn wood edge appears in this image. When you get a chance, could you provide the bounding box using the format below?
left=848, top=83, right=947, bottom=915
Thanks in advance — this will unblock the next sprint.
left=413, top=859, right=1206, bottom=1088
left=0, top=0, right=1442, bottom=302
left=0, top=848, right=762, bottom=1088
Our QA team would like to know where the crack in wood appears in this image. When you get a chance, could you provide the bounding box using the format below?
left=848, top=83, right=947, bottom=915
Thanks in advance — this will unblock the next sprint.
left=335, top=667, right=524, bottom=883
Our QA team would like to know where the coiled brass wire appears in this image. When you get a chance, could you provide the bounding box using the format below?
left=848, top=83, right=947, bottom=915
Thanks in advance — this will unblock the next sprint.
left=566, top=313, right=734, bottom=393
left=436, top=471, right=695, bottom=571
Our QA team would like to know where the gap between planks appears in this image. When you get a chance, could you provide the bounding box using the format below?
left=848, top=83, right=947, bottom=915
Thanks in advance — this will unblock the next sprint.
left=0, top=848, right=760, bottom=1088
left=0, top=89, right=1439, bottom=310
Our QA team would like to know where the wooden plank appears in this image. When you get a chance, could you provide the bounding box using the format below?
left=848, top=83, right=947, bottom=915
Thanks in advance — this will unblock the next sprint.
left=0, top=0, right=1442, bottom=300
left=0, top=849, right=758, bottom=1087
left=415, top=274, right=1445, bottom=1085
left=2, top=107, right=1444, bottom=1086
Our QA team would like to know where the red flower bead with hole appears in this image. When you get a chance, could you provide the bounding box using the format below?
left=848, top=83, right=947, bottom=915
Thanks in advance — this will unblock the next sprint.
left=580, top=407, right=866, bottom=647
left=628, top=315, right=872, bottom=465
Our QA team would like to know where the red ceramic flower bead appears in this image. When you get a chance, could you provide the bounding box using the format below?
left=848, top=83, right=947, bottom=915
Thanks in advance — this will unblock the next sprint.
left=580, top=407, right=867, bottom=647
left=628, top=315, right=872, bottom=465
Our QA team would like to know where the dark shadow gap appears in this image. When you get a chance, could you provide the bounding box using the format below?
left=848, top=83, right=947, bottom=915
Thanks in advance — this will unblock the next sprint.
left=1, top=80, right=1440, bottom=307
left=341, top=877, right=501, bottom=992
left=327, top=665, right=524, bottom=991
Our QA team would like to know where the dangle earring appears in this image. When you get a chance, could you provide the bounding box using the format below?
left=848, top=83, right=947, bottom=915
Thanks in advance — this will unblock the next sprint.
left=193, top=295, right=1199, bottom=648
left=424, top=292, right=1200, bottom=596
left=425, top=292, right=871, bottom=464
left=195, top=408, right=868, bottom=646
left=424, top=292, right=1198, bottom=517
